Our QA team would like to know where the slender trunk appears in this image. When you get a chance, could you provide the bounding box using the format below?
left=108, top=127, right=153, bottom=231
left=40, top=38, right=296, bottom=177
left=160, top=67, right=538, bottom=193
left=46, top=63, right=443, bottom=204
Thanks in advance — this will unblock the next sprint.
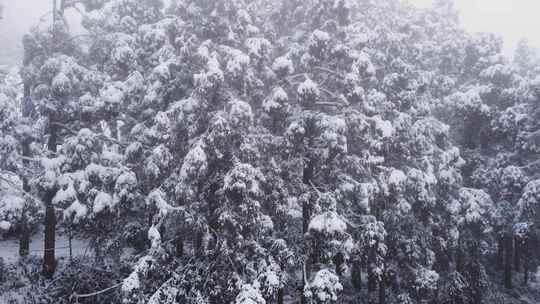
left=43, top=120, right=58, bottom=278
left=301, top=158, right=314, bottom=304
left=378, top=280, right=386, bottom=304
left=334, top=252, right=344, bottom=276
left=68, top=226, right=73, bottom=263
left=352, top=259, right=362, bottom=291
left=514, top=237, right=521, bottom=272
left=43, top=204, right=56, bottom=278
left=456, top=244, right=465, bottom=273
left=523, top=238, right=529, bottom=286
left=20, top=94, right=32, bottom=257
left=277, top=287, right=284, bottom=304
left=19, top=222, right=30, bottom=257
left=195, top=231, right=204, bottom=256
left=504, top=234, right=513, bottom=289
left=175, top=234, right=184, bottom=257
left=496, top=235, right=504, bottom=270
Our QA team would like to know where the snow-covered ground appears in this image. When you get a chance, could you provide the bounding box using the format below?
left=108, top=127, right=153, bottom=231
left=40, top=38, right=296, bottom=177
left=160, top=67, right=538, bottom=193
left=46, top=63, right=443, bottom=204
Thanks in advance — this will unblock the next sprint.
left=0, top=232, right=90, bottom=264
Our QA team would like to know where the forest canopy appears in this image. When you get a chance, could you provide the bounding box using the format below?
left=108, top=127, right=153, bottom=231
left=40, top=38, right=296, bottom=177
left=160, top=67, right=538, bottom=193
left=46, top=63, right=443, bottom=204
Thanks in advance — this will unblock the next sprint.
left=1, top=0, right=540, bottom=303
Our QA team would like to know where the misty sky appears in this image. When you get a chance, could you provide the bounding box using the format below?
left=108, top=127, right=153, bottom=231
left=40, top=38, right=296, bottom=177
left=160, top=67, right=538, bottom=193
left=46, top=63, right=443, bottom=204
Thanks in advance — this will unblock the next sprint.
left=409, top=0, right=540, bottom=54
left=1, top=0, right=539, bottom=66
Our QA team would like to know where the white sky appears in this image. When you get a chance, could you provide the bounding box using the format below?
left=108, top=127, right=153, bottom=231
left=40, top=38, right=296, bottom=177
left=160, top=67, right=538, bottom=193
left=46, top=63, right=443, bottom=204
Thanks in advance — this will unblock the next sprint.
left=408, top=0, right=540, bottom=55
left=1, top=0, right=540, bottom=65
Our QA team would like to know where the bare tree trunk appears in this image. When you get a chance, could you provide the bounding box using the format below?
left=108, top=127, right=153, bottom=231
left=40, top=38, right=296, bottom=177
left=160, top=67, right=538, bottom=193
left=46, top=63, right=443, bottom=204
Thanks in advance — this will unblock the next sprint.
left=43, top=203, right=56, bottom=278
left=514, top=236, right=521, bottom=272
left=504, top=234, right=513, bottom=289
left=523, top=238, right=529, bottom=286
left=68, top=226, right=73, bottom=263
left=175, top=234, right=184, bottom=257
left=379, top=280, right=386, bottom=304
left=351, top=258, right=362, bottom=291
left=43, top=119, right=58, bottom=278
left=277, top=287, right=284, bottom=304
left=496, top=235, right=504, bottom=270
left=19, top=221, right=30, bottom=257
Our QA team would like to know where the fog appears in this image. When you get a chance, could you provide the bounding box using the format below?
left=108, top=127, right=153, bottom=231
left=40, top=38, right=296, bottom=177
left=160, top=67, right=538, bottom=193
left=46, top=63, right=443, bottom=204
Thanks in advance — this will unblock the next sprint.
left=409, top=0, right=540, bottom=54
left=1, top=0, right=540, bottom=66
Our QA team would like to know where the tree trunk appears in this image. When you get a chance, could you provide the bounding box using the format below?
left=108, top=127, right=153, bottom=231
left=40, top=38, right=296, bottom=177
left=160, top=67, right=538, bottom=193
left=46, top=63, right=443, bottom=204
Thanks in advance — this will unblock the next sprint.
left=277, top=287, right=284, bottom=304
left=378, top=280, right=386, bottom=304
left=456, top=245, right=465, bottom=273
left=43, top=204, right=56, bottom=279
left=504, top=234, right=513, bottom=289
left=19, top=222, right=30, bottom=257
left=195, top=231, right=204, bottom=256
left=334, top=252, right=344, bottom=276
left=175, top=234, right=184, bottom=257
left=68, top=226, right=73, bottom=263
left=351, top=259, right=362, bottom=291
left=43, top=119, right=58, bottom=279
left=20, top=98, right=32, bottom=257
left=301, top=158, right=314, bottom=304
left=523, top=238, right=529, bottom=286
left=514, top=237, right=521, bottom=272
left=496, top=235, right=504, bottom=270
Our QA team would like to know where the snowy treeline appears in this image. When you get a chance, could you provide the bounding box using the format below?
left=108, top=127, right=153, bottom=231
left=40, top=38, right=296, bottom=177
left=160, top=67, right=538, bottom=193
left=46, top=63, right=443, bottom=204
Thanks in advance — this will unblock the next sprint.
left=1, top=0, right=540, bottom=303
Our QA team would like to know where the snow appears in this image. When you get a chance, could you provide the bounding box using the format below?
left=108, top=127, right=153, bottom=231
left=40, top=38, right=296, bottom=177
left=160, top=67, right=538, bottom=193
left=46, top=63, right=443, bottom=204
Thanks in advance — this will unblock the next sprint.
left=179, top=141, right=208, bottom=181
left=305, top=269, right=342, bottom=303
left=235, top=283, right=266, bottom=304
left=389, top=169, right=407, bottom=187
left=63, top=200, right=88, bottom=223
left=371, top=115, right=394, bottom=138
left=458, top=188, right=493, bottom=224
left=52, top=182, right=77, bottom=205
left=414, top=268, right=439, bottom=291
left=297, top=78, right=320, bottom=100
left=52, top=73, right=71, bottom=94
left=272, top=56, right=294, bottom=75
left=148, top=225, right=161, bottom=249
left=226, top=49, right=250, bottom=75
left=0, top=220, right=11, bottom=230
left=229, top=99, right=254, bottom=128
left=308, top=211, right=347, bottom=236
left=100, top=82, right=124, bottom=104
left=311, top=30, right=331, bottom=44
left=122, top=255, right=155, bottom=294
left=194, top=54, right=224, bottom=90
left=263, top=87, right=288, bottom=112
left=0, top=229, right=90, bottom=264
left=93, top=191, right=114, bottom=213
left=245, top=37, right=271, bottom=59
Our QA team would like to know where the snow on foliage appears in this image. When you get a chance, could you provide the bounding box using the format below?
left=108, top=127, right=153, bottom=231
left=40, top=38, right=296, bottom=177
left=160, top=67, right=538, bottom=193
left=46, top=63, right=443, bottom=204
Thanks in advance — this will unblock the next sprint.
left=93, top=191, right=114, bottom=214
left=305, top=269, right=343, bottom=303
left=309, top=211, right=347, bottom=237
left=414, top=267, right=439, bottom=292
left=458, top=188, right=493, bottom=225
left=298, top=78, right=320, bottom=103
left=235, top=283, right=266, bottom=304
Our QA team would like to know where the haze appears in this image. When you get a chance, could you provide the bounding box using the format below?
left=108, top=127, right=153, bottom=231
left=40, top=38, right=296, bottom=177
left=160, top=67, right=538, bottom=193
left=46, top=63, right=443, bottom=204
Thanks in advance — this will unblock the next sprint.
left=1, top=0, right=540, bottom=66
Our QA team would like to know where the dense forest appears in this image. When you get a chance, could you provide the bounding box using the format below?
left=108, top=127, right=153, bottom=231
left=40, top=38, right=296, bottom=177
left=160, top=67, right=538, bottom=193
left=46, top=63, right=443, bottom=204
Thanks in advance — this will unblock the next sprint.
left=1, top=0, right=540, bottom=303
